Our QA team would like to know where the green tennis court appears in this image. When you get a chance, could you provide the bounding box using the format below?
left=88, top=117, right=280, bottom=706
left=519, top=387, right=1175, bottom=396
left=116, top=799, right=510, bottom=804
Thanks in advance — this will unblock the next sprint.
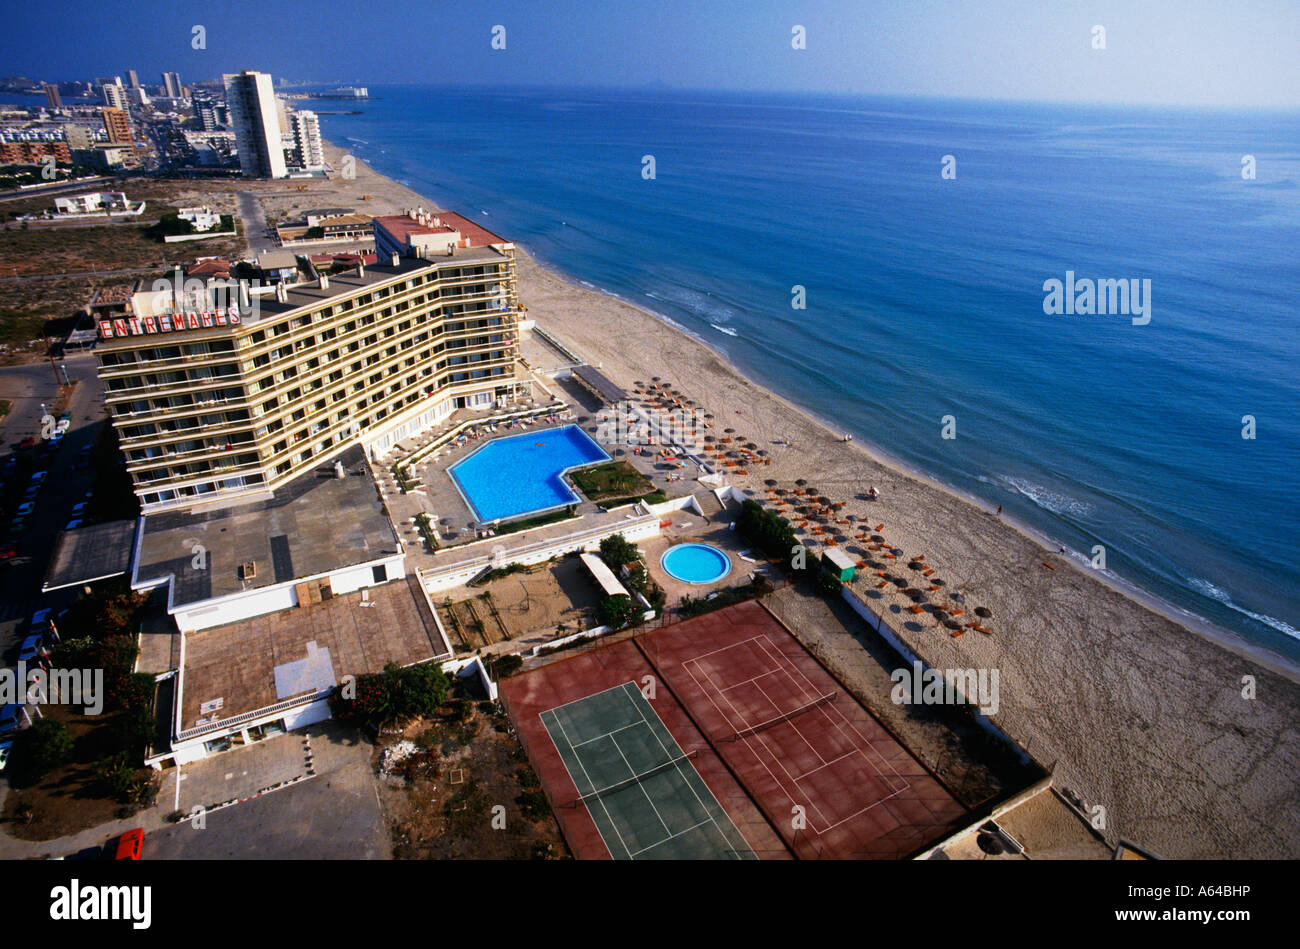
left=540, top=681, right=756, bottom=860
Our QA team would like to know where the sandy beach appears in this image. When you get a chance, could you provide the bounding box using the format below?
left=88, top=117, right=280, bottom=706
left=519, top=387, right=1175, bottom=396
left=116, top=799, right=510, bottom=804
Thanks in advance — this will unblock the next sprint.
left=303, top=142, right=1300, bottom=858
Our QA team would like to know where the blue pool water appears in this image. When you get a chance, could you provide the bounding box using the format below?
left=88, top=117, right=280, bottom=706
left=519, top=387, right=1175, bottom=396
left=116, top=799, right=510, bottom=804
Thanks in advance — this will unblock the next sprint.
left=449, top=424, right=609, bottom=522
left=661, top=544, right=732, bottom=585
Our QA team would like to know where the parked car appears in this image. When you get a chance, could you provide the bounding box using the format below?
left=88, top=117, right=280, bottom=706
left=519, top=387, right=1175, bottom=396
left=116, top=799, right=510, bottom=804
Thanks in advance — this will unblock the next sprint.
left=55, top=420, right=70, bottom=436
left=0, top=740, right=12, bottom=771
left=15, top=502, right=34, bottom=518
left=0, top=704, right=25, bottom=734
left=29, top=471, right=47, bottom=486
left=22, top=486, right=40, bottom=503
left=64, top=519, right=82, bottom=531
left=115, top=829, right=144, bottom=861
left=18, top=634, right=46, bottom=664
left=0, top=543, right=16, bottom=561
left=70, top=502, right=89, bottom=517
left=17, top=437, right=36, bottom=451
left=8, top=517, right=27, bottom=535
left=0, top=457, right=17, bottom=476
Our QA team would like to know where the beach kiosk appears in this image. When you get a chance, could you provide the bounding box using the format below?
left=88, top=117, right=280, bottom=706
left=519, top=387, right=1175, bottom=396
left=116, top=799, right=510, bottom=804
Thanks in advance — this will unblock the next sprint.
left=821, top=546, right=857, bottom=582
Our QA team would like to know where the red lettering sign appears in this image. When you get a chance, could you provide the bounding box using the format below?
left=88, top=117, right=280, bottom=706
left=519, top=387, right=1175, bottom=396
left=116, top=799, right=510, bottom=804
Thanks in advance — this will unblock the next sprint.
left=99, top=320, right=114, bottom=338
left=113, top=319, right=128, bottom=336
left=143, top=316, right=157, bottom=334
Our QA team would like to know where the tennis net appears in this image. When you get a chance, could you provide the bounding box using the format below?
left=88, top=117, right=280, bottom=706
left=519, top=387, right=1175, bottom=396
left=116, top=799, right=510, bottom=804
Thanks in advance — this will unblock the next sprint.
left=721, top=692, right=837, bottom=742
left=563, top=749, right=699, bottom=808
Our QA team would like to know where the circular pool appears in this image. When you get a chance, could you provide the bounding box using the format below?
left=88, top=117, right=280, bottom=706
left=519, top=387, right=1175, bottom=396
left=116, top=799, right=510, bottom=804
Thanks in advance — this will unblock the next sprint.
left=661, top=543, right=732, bottom=585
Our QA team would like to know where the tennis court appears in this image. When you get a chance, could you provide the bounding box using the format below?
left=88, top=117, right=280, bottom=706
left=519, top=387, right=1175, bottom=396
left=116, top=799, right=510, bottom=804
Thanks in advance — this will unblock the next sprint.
left=500, top=638, right=791, bottom=860
left=542, top=682, right=755, bottom=859
left=636, top=600, right=968, bottom=859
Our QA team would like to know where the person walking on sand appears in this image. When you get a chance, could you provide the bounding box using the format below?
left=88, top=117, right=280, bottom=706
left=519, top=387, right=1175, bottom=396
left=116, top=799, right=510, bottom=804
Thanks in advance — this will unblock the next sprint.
left=996, top=505, right=1002, bottom=516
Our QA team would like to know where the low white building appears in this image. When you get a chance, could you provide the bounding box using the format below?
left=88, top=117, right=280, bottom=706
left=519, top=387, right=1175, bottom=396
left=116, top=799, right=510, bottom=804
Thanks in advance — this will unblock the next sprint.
left=176, top=205, right=222, bottom=232
left=54, top=191, right=131, bottom=214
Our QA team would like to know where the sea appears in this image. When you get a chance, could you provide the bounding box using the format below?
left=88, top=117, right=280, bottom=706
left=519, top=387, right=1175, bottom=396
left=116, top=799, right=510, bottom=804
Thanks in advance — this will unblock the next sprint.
left=15, top=86, right=1300, bottom=663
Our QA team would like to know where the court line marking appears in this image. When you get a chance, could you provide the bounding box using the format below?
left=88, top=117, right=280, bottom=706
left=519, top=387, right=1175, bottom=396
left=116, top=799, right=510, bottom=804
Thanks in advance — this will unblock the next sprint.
left=682, top=655, right=834, bottom=832
left=680, top=633, right=913, bottom=835
left=618, top=682, right=750, bottom=859
left=751, top=634, right=912, bottom=791
left=543, top=682, right=741, bottom=860
left=543, top=706, right=633, bottom=861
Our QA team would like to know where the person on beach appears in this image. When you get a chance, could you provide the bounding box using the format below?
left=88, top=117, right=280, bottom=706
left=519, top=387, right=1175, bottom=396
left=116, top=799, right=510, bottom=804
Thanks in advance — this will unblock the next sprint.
left=996, top=505, right=1002, bottom=516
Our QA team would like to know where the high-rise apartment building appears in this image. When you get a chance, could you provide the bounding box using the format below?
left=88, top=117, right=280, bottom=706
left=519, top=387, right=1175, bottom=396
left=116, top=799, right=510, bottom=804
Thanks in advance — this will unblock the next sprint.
left=223, top=70, right=287, bottom=178
left=290, top=110, right=323, bottom=169
left=95, top=211, right=521, bottom=512
left=43, top=83, right=61, bottom=109
left=127, top=69, right=139, bottom=89
left=161, top=72, right=183, bottom=98
left=102, top=81, right=128, bottom=110
left=101, top=107, right=132, bottom=146
left=193, top=94, right=219, bottom=132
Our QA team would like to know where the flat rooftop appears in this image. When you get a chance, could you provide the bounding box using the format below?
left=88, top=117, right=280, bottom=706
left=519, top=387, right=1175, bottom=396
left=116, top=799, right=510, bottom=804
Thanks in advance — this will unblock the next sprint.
left=135, top=446, right=399, bottom=609
left=180, top=577, right=445, bottom=733
left=43, top=519, right=138, bottom=592
left=106, top=250, right=509, bottom=347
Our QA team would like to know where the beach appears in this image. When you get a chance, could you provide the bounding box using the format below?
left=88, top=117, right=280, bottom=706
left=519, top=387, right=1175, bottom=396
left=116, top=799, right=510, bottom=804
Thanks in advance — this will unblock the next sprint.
left=307, top=141, right=1300, bottom=858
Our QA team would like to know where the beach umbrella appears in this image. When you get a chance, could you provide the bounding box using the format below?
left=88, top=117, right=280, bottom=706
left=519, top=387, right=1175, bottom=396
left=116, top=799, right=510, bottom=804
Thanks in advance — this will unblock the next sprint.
left=725, top=427, right=736, bottom=434
left=975, top=606, right=993, bottom=618
left=795, top=478, right=807, bottom=486
left=652, top=376, right=661, bottom=382
left=764, top=478, right=777, bottom=486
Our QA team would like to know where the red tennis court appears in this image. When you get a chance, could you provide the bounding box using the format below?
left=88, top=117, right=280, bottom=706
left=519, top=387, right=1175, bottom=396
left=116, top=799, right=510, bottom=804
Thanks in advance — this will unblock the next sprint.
left=635, top=600, right=968, bottom=858
left=499, top=637, right=792, bottom=860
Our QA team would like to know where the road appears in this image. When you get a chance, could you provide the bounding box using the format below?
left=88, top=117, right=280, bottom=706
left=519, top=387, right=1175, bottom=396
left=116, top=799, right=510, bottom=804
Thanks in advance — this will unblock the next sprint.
left=236, top=191, right=272, bottom=257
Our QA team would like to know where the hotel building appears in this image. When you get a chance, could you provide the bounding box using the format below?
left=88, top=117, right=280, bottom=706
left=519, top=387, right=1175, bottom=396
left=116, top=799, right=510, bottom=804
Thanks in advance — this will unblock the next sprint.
left=95, top=210, right=521, bottom=514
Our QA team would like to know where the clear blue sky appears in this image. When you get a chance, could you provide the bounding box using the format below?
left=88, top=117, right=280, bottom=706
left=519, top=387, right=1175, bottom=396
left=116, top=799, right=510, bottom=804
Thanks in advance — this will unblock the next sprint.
left=5, top=0, right=1298, bottom=107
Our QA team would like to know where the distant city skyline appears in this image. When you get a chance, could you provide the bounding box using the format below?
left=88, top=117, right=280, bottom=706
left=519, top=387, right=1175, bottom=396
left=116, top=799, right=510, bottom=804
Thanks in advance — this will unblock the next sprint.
left=3, top=0, right=1298, bottom=108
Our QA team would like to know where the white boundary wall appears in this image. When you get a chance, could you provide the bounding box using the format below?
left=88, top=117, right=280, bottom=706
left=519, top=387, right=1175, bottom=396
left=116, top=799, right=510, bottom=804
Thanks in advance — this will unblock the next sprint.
left=421, top=512, right=660, bottom=594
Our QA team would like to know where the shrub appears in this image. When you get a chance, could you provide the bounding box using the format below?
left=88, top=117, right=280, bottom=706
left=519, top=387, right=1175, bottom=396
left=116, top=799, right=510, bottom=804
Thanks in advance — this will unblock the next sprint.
left=332, top=661, right=451, bottom=726
left=815, top=569, right=843, bottom=598
left=597, top=595, right=639, bottom=630
left=516, top=789, right=550, bottom=821
left=735, top=499, right=799, bottom=562
left=492, top=654, right=523, bottom=678
left=18, top=719, right=74, bottom=777
left=598, top=533, right=640, bottom=571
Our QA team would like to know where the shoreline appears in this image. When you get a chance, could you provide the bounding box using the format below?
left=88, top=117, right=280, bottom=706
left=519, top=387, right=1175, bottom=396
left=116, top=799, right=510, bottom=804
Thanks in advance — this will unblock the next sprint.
left=302, top=139, right=1300, bottom=856
left=521, top=252, right=1300, bottom=683
left=362, top=157, right=1297, bottom=672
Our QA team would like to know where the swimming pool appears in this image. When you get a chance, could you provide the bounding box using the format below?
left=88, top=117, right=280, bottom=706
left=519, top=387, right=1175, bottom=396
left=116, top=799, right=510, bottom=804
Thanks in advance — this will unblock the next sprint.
left=448, top=424, right=610, bottom=523
left=660, top=543, right=732, bottom=585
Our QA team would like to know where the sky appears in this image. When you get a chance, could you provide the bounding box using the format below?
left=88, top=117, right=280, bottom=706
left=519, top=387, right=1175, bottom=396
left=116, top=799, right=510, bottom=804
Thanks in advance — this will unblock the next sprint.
left=3, top=0, right=1298, bottom=108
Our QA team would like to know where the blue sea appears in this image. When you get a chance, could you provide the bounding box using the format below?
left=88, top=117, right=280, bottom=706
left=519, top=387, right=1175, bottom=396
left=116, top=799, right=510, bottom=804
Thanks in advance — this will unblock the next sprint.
left=314, top=86, right=1300, bottom=660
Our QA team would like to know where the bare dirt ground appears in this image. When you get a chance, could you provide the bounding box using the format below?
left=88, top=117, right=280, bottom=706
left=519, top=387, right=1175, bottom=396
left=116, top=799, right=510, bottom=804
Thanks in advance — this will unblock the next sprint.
left=375, top=681, right=569, bottom=860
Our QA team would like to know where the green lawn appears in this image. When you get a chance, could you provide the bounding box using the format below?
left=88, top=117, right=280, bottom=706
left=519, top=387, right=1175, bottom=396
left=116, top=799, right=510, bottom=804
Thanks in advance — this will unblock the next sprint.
left=570, top=461, right=655, bottom=501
